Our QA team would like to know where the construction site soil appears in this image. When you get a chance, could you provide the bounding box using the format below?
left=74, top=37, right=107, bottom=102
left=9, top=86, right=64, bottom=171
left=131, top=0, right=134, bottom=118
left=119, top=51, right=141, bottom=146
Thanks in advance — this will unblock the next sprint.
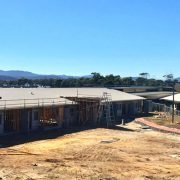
left=0, top=122, right=180, bottom=180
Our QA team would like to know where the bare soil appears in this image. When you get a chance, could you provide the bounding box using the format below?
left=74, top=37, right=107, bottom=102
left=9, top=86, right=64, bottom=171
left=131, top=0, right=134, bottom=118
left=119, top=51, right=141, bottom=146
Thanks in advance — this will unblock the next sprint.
left=145, top=112, right=180, bottom=129
left=0, top=122, right=180, bottom=180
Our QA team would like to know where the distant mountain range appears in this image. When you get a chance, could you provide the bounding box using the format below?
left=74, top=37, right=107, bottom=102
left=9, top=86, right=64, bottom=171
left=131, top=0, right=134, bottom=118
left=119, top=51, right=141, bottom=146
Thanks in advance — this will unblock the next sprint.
left=0, top=75, right=17, bottom=81
left=0, top=70, right=91, bottom=80
left=0, top=70, right=179, bottom=82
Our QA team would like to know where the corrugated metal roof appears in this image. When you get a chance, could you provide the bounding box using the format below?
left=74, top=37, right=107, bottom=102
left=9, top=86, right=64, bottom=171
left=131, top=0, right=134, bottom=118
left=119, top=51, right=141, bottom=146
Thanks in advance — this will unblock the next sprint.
left=161, top=93, right=180, bottom=103
left=0, top=88, right=145, bottom=109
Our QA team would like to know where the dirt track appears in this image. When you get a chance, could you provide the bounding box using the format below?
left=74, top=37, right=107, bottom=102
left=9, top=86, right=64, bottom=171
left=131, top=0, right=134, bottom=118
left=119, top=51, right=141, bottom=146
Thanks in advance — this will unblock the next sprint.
left=0, top=122, right=180, bottom=180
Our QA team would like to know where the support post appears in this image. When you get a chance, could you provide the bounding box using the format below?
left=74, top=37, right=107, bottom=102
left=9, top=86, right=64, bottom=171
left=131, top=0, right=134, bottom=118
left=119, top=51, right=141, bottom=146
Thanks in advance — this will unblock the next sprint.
left=172, top=82, right=175, bottom=123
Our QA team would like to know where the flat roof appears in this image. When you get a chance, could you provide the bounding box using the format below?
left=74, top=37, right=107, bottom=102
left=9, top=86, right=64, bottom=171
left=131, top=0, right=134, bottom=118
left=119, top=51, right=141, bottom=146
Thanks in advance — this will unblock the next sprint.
left=0, top=88, right=78, bottom=110
left=0, top=97, right=75, bottom=110
left=132, top=91, right=175, bottom=99
left=161, top=93, right=180, bottom=103
left=0, top=87, right=144, bottom=102
left=109, top=86, right=160, bottom=90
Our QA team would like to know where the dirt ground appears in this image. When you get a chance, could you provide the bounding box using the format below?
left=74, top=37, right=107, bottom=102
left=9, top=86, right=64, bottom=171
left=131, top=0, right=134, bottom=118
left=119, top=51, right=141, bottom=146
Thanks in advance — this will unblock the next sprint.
left=144, top=112, right=180, bottom=129
left=0, top=122, right=180, bottom=180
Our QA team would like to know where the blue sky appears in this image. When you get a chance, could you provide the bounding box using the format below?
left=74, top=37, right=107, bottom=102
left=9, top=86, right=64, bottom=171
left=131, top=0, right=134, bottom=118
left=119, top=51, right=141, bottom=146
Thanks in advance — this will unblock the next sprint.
left=0, top=0, right=179, bottom=78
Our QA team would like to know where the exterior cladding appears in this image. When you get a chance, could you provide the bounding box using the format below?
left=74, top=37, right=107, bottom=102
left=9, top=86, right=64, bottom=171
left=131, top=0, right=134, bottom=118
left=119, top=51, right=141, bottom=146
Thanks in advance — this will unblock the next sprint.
left=0, top=100, right=144, bottom=135
left=143, top=100, right=153, bottom=113
left=113, top=100, right=143, bottom=121
left=0, top=88, right=145, bottom=135
left=0, top=105, right=79, bottom=135
left=63, top=105, right=79, bottom=128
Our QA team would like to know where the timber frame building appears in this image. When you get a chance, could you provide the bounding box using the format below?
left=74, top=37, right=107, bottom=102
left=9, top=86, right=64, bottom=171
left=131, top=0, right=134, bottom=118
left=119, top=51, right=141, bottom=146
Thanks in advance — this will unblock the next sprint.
left=0, top=88, right=145, bottom=135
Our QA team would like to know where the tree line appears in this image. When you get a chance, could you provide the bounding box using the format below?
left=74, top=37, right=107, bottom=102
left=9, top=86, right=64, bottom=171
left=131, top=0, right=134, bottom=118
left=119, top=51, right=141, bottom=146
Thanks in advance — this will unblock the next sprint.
left=0, top=72, right=176, bottom=88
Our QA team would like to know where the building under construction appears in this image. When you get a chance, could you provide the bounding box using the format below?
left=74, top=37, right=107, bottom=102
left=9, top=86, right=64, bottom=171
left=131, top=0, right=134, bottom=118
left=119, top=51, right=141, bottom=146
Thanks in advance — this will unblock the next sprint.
left=0, top=88, right=145, bottom=135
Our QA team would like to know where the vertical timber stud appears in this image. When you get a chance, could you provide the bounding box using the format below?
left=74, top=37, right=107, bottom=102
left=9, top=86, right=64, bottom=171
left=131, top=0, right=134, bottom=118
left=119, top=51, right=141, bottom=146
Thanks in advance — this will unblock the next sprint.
left=172, top=81, right=175, bottom=123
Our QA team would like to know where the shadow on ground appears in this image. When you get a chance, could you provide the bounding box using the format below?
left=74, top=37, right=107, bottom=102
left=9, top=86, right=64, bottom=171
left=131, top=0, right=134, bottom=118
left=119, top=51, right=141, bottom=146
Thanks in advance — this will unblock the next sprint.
left=0, top=126, right=95, bottom=148
left=0, top=115, right=144, bottom=148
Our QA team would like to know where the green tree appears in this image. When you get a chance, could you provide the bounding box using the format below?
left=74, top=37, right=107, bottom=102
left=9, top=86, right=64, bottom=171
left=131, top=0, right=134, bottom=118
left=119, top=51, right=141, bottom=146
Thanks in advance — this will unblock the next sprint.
left=122, top=77, right=134, bottom=86
left=163, top=74, right=174, bottom=81
left=139, top=72, right=149, bottom=79
left=91, top=72, right=104, bottom=86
